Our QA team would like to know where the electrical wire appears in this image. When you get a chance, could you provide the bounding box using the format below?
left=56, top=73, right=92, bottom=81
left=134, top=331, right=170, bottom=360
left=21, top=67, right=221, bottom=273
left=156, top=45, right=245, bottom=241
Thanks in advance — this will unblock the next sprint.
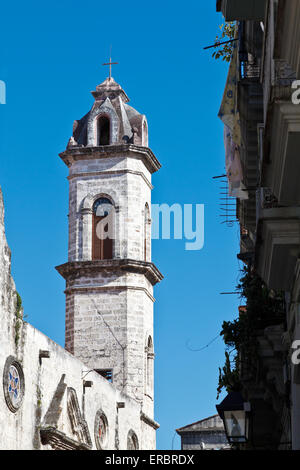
left=171, top=431, right=178, bottom=450
left=186, top=334, right=220, bottom=352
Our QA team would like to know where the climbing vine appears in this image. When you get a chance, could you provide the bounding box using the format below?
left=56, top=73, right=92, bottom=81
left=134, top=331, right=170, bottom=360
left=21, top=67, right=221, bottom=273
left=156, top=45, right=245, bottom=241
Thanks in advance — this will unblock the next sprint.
left=15, top=292, right=23, bottom=346
left=217, top=351, right=241, bottom=399
left=217, top=266, right=285, bottom=398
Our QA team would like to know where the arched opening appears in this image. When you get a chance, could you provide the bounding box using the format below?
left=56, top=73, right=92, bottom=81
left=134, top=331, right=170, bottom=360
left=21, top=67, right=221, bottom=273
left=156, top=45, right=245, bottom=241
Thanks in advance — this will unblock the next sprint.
left=92, top=198, right=114, bottom=260
left=146, top=336, right=154, bottom=389
left=142, top=120, right=148, bottom=146
left=97, top=116, right=110, bottom=146
left=127, top=430, right=139, bottom=450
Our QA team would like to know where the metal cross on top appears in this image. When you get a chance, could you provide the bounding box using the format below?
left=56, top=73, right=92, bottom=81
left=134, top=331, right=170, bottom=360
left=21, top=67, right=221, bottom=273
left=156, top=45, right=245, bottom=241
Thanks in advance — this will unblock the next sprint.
left=102, top=54, right=118, bottom=80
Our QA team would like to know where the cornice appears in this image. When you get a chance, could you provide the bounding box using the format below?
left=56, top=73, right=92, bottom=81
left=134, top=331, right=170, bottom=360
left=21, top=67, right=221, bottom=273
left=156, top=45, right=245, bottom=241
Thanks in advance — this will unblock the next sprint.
left=68, top=169, right=153, bottom=190
left=64, top=285, right=155, bottom=303
left=40, top=427, right=91, bottom=450
left=56, top=259, right=163, bottom=286
left=59, top=144, right=161, bottom=174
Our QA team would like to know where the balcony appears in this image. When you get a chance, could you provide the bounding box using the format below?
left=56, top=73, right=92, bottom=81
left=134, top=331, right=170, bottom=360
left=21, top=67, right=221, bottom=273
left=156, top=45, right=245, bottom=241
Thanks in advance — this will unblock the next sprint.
left=276, top=1, right=300, bottom=79
left=240, top=60, right=261, bottom=81
left=257, top=206, right=300, bottom=290
left=217, top=0, right=266, bottom=22
left=264, top=102, right=300, bottom=206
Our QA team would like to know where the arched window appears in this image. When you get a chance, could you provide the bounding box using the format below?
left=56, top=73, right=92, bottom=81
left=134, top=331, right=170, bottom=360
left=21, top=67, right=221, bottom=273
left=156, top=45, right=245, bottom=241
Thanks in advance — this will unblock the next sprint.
left=146, top=336, right=154, bottom=389
left=97, top=115, right=110, bottom=146
left=94, top=410, right=109, bottom=450
left=127, top=430, right=139, bottom=450
left=92, top=198, right=114, bottom=260
left=144, top=203, right=150, bottom=261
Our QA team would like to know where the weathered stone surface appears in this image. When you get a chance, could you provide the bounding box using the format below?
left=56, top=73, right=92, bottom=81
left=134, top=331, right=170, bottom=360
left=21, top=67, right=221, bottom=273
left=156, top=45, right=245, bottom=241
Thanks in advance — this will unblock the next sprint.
left=0, top=184, right=156, bottom=450
left=56, top=77, right=162, bottom=443
left=0, top=187, right=17, bottom=345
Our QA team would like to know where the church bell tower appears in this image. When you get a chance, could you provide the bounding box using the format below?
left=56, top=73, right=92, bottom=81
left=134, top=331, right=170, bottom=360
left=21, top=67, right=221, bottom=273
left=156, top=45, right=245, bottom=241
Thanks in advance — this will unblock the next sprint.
left=56, top=72, right=162, bottom=422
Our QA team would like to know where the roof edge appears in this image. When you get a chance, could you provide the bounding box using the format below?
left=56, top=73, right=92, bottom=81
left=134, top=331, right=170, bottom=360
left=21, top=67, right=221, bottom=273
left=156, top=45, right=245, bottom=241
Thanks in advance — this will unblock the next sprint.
left=176, top=414, right=222, bottom=433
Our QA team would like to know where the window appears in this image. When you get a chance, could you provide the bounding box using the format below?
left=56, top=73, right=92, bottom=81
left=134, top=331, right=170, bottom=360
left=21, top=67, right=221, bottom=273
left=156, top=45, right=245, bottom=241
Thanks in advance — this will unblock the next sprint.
left=127, top=430, right=139, bottom=450
left=94, top=410, right=109, bottom=450
left=92, top=198, right=114, bottom=260
left=146, top=336, right=154, bottom=392
left=97, top=115, right=110, bottom=146
left=95, top=369, right=113, bottom=383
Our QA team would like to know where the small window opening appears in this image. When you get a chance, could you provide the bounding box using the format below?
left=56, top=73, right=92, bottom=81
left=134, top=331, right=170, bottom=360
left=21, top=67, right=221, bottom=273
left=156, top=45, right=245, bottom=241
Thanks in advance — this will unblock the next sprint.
left=97, top=116, right=110, bottom=146
left=95, top=369, right=113, bottom=383
left=146, top=336, right=153, bottom=389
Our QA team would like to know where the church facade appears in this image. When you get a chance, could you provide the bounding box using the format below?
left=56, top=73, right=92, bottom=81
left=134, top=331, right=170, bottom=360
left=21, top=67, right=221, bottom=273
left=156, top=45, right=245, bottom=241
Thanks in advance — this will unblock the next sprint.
left=0, top=75, right=162, bottom=450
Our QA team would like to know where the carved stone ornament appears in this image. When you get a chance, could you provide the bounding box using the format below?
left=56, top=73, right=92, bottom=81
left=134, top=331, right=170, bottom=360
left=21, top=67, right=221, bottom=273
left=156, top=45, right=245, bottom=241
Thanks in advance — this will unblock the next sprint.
left=94, top=410, right=109, bottom=450
left=40, top=376, right=92, bottom=450
left=3, top=356, right=25, bottom=413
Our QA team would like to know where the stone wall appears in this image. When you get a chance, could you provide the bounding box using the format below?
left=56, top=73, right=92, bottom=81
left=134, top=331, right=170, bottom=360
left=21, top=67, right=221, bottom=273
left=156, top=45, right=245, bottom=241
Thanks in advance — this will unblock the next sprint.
left=62, top=267, right=155, bottom=410
left=0, top=188, right=17, bottom=354
left=57, top=145, right=161, bottom=424
left=67, top=154, right=152, bottom=262
left=0, top=187, right=156, bottom=450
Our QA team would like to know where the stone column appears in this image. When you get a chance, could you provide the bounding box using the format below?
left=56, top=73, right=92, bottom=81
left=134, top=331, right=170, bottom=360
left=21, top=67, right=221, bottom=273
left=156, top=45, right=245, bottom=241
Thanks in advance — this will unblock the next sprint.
left=81, top=208, right=92, bottom=261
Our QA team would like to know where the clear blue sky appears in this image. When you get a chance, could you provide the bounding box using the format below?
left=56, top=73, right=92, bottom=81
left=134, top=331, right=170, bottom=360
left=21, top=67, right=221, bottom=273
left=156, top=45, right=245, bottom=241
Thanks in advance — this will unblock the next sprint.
left=0, top=0, right=241, bottom=450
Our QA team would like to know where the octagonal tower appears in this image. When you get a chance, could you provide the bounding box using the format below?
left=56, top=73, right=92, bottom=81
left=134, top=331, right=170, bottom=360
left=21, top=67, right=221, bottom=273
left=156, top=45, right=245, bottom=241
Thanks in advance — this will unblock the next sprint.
left=56, top=75, right=162, bottom=439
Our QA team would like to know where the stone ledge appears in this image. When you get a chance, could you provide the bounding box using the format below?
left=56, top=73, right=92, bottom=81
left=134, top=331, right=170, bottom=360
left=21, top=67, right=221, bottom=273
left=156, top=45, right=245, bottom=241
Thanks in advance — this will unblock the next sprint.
left=64, top=285, right=155, bottom=303
left=56, top=259, right=163, bottom=286
left=68, top=169, right=153, bottom=190
left=256, top=209, right=300, bottom=290
left=59, top=144, right=161, bottom=174
left=140, top=412, right=160, bottom=430
left=40, top=427, right=91, bottom=450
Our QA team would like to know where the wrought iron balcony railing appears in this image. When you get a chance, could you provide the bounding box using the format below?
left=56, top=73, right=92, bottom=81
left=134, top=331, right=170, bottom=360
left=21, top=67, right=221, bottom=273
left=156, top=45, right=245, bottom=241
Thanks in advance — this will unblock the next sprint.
left=240, top=60, right=261, bottom=80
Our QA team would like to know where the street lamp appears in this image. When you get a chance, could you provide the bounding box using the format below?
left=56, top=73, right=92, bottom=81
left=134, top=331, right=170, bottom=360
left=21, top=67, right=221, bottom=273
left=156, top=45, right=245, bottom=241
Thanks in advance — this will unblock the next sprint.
left=216, top=392, right=251, bottom=444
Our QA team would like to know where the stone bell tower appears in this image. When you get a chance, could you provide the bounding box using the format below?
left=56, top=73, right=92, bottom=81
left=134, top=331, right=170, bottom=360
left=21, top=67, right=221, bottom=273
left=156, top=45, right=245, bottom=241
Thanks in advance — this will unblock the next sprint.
left=56, top=73, right=162, bottom=421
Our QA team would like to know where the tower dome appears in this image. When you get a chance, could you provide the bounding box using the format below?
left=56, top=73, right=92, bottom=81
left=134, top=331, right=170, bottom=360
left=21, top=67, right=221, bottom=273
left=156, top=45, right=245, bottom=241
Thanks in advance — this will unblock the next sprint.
left=68, top=77, right=148, bottom=148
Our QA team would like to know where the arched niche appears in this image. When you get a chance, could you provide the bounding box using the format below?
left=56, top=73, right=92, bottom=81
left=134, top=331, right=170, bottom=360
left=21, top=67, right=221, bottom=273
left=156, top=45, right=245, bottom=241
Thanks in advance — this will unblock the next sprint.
left=87, top=100, right=119, bottom=146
